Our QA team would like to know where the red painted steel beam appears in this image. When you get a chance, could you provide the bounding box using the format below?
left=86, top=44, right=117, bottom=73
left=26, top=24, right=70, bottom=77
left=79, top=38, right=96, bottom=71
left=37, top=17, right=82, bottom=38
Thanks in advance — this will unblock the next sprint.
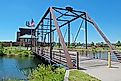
left=35, top=8, right=50, bottom=30
left=86, top=13, right=115, bottom=50
left=50, top=7, right=74, bottom=69
left=53, top=7, right=85, bottom=14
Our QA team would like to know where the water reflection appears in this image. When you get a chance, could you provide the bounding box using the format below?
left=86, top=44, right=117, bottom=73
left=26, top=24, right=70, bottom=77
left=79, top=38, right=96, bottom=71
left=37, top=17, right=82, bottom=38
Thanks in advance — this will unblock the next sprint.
left=0, top=56, right=42, bottom=80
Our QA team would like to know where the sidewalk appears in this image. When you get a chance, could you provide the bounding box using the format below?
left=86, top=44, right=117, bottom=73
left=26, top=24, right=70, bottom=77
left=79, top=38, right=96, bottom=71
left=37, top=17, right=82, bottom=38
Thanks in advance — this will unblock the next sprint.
left=80, top=59, right=121, bottom=81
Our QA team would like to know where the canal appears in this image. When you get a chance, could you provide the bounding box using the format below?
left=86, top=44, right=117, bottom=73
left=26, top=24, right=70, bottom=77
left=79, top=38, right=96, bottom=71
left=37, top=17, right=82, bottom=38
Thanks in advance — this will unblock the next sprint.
left=0, top=56, right=42, bottom=80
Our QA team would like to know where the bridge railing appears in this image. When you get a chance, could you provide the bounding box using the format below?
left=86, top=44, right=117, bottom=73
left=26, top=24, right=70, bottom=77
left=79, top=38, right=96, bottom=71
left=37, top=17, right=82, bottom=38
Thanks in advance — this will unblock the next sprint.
left=37, top=48, right=79, bottom=69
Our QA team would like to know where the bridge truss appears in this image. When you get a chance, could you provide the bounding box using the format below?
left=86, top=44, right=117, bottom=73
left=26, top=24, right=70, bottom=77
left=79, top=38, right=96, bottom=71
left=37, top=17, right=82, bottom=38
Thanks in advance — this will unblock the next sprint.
left=33, top=7, right=121, bottom=69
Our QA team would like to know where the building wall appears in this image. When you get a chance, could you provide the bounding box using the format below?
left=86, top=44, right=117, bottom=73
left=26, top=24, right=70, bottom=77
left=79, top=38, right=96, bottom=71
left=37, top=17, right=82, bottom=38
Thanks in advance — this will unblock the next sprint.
left=16, top=27, right=36, bottom=47
left=16, top=32, right=20, bottom=42
left=19, top=28, right=35, bottom=36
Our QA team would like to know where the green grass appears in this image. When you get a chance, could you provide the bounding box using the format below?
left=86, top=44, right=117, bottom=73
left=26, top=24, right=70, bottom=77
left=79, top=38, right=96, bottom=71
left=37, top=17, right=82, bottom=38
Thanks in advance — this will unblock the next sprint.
left=69, top=70, right=101, bottom=81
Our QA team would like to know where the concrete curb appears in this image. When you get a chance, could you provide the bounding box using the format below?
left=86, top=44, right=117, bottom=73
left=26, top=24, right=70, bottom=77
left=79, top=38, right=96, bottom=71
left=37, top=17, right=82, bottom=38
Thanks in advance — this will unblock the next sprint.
left=64, top=70, right=70, bottom=81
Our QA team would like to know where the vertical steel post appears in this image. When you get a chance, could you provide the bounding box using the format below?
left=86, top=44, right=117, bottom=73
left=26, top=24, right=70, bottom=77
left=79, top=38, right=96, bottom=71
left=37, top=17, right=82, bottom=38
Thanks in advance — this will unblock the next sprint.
left=37, top=30, right=39, bottom=53
left=59, top=37, right=60, bottom=48
left=36, top=30, right=38, bottom=52
left=53, top=32, right=54, bottom=44
left=85, top=14, right=88, bottom=56
left=68, top=22, right=70, bottom=48
left=50, top=7, right=73, bottom=69
left=35, top=30, right=37, bottom=52
left=31, top=27, right=32, bottom=50
left=50, top=12, right=52, bottom=61
left=41, top=22, right=44, bottom=43
left=85, top=14, right=88, bottom=49
left=41, top=22, right=44, bottom=55
left=77, top=52, right=79, bottom=69
left=48, top=33, right=49, bottom=46
left=48, top=33, right=49, bottom=54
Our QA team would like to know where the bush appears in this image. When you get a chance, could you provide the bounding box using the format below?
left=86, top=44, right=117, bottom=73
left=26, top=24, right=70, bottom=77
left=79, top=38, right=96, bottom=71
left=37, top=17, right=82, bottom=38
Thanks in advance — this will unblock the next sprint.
left=29, top=64, right=65, bottom=81
left=0, top=43, right=4, bottom=55
left=3, top=48, right=32, bottom=56
left=0, top=44, right=3, bottom=49
left=0, top=50, right=4, bottom=55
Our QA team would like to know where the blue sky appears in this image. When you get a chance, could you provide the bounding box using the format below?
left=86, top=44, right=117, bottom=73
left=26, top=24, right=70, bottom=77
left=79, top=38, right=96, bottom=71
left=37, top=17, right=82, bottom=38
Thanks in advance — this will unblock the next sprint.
left=0, top=0, right=121, bottom=43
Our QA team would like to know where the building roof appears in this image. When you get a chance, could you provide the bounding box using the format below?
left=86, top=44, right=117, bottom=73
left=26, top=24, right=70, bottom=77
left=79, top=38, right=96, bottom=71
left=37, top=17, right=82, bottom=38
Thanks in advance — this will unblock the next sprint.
left=19, top=34, right=36, bottom=39
left=19, top=26, right=35, bottom=30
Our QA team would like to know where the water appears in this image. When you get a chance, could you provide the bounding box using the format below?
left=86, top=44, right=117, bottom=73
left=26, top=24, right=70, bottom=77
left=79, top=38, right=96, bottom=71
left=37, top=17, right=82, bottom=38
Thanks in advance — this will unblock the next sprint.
left=80, top=51, right=118, bottom=61
left=0, top=52, right=118, bottom=80
left=0, top=56, right=42, bottom=80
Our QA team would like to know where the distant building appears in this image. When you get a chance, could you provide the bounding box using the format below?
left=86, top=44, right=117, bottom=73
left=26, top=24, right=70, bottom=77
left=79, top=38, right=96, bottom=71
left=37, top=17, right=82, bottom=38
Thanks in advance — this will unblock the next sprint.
left=16, top=26, right=36, bottom=47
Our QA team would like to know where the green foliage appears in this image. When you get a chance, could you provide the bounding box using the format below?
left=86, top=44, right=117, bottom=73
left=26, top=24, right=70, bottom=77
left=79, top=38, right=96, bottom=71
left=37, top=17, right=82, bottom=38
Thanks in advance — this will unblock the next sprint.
left=91, top=42, right=95, bottom=46
left=116, top=46, right=121, bottom=51
left=0, top=43, right=4, bottom=55
left=116, top=41, right=121, bottom=47
left=0, top=43, right=4, bottom=49
left=3, top=47, right=32, bottom=56
left=0, top=50, right=4, bottom=55
left=69, top=70, right=101, bottom=81
left=29, top=64, right=65, bottom=81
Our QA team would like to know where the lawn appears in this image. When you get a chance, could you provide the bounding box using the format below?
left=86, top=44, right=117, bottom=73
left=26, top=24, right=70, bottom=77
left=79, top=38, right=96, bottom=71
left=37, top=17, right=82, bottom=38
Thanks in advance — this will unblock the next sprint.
left=69, top=70, right=101, bottom=81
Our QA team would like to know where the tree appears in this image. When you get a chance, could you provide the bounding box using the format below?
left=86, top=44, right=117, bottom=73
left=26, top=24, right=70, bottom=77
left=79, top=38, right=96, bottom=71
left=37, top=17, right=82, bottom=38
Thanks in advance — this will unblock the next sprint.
left=91, top=42, right=95, bottom=46
left=116, top=41, right=121, bottom=47
left=100, top=42, right=104, bottom=47
left=0, top=42, right=4, bottom=55
left=77, top=42, right=81, bottom=46
left=0, top=42, right=3, bottom=50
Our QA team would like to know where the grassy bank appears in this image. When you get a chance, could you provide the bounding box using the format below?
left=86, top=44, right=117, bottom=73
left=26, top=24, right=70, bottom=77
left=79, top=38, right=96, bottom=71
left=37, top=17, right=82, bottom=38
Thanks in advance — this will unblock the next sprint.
left=0, top=46, right=32, bottom=56
left=3, top=49, right=32, bottom=56
left=69, top=70, right=101, bottom=81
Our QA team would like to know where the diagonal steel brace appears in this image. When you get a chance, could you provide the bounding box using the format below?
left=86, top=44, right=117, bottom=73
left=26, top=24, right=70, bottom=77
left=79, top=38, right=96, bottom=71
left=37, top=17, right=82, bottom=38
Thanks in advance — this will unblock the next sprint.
left=50, top=7, right=73, bottom=69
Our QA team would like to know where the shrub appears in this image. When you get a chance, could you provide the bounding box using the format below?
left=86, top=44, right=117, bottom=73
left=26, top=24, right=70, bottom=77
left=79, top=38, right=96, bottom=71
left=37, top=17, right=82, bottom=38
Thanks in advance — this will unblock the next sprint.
left=0, top=44, right=3, bottom=49
left=0, top=50, right=4, bottom=55
left=29, top=64, right=65, bottom=81
left=0, top=43, right=4, bottom=55
left=3, top=47, right=32, bottom=56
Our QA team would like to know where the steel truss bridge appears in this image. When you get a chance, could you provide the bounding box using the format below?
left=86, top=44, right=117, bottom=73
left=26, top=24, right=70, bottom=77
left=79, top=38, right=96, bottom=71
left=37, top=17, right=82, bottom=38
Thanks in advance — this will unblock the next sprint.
left=32, top=7, right=121, bottom=69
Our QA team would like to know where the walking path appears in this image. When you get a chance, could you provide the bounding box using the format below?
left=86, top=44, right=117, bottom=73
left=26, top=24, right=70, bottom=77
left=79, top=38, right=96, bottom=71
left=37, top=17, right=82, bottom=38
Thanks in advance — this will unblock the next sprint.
left=80, top=58, right=121, bottom=81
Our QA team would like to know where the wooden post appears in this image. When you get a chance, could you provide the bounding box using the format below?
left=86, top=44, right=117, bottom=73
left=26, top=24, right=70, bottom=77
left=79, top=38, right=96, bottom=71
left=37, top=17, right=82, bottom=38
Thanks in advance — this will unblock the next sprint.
left=108, top=51, right=111, bottom=68
left=59, top=50, right=61, bottom=64
left=53, top=51, right=54, bottom=59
